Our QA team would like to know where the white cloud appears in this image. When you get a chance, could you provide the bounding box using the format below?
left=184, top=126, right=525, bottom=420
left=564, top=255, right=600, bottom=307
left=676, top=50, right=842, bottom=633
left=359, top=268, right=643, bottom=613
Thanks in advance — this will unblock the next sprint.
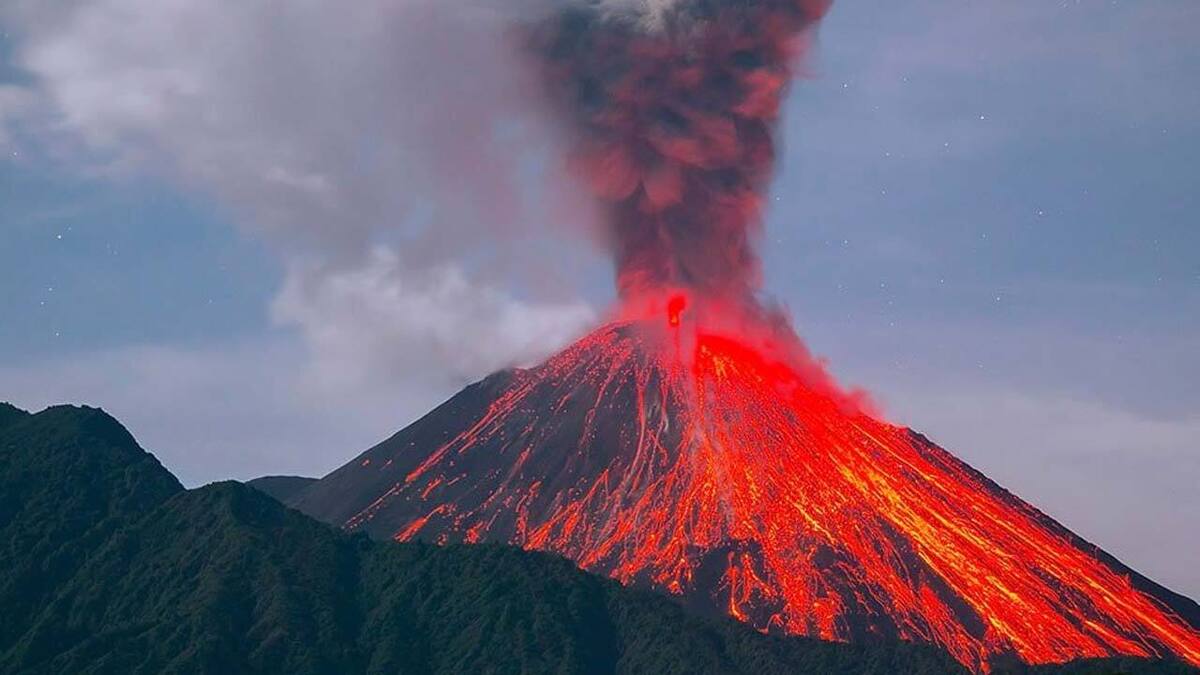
left=5, top=0, right=586, bottom=249
left=2, top=0, right=605, bottom=406
left=273, top=248, right=596, bottom=395
left=0, top=84, right=35, bottom=150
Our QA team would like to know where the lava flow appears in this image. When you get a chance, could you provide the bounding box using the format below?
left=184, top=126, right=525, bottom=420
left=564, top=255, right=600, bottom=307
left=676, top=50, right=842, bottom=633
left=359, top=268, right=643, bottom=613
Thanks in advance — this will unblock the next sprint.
left=294, top=301, right=1200, bottom=671
left=291, top=0, right=1200, bottom=669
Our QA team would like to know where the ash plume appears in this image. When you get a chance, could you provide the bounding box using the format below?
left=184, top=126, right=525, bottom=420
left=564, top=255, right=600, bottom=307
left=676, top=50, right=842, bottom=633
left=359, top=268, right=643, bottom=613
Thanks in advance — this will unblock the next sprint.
left=1, top=0, right=835, bottom=414
left=529, top=0, right=831, bottom=300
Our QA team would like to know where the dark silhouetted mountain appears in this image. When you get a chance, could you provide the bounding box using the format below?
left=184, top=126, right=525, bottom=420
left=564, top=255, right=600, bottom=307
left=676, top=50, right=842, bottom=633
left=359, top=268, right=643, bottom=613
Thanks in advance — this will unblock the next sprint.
left=3, top=403, right=1192, bottom=674
left=0, top=403, right=30, bottom=432
left=1, top=403, right=974, bottom=674
left=247, top=475, right=318, bottom=504
left=0, top=404, right=182, bottom=656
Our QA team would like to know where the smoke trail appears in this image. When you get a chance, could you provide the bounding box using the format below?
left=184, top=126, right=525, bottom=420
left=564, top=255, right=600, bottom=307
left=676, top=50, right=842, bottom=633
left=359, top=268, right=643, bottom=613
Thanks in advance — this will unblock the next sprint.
left=529, top=0, right=831, bottom=300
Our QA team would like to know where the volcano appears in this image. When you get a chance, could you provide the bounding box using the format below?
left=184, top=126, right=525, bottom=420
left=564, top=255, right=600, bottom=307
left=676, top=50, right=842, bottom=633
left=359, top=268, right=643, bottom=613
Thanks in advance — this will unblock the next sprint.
left=286, top=4, right=1200, bottom=667
left=292, top=302, right=1200, bottom=672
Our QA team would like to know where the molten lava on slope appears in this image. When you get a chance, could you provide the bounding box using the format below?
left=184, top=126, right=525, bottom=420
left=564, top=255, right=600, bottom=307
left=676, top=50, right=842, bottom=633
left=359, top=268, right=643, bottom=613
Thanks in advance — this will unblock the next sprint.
left=294, top=299, right=1200, bottom=672
left=292, top=0, right=1200, bottom=669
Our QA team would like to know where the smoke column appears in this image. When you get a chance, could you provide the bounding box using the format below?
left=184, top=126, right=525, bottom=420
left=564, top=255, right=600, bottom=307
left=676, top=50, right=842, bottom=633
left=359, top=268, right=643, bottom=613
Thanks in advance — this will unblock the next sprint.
left=529, top=0, right=831, bottom=301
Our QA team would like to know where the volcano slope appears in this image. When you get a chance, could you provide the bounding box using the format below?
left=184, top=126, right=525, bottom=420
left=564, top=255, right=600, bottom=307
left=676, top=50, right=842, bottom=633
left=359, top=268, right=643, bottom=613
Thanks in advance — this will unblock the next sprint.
left=290, top=319, right=1200, bottom=672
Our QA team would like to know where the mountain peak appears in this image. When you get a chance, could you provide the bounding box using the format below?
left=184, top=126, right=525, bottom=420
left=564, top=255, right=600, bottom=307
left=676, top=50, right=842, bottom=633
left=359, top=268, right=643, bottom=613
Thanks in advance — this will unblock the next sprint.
left=32, top=403, right=136, bottom=442
left=0, top=402, right=30, bottom=432
left=0, top=402, right=184, bottom=655
left=1, top=404, right=180, bottom=496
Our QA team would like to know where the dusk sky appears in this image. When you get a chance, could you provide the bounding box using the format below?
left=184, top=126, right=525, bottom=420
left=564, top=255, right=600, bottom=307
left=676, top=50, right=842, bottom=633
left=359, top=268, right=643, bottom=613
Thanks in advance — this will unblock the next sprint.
left=1, top=1, right=1197, bottom=599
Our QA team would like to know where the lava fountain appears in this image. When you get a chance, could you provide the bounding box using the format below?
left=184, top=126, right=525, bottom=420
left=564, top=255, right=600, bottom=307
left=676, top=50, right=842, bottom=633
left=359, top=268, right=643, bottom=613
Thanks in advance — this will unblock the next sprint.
left=292, top=0, right=1200, bottom=670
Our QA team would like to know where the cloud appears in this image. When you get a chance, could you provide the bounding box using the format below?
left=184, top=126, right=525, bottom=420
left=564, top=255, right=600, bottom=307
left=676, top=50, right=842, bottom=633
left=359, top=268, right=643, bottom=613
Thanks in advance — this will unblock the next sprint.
left=1, top=0, right=603, bottom=398
left=0, top=84, right=34, bottom=150
left=273, top=247, right=596, bottom=395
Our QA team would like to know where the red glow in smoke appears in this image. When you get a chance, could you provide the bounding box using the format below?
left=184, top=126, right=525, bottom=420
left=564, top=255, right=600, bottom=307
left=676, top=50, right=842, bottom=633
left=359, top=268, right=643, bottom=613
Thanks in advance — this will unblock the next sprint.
left=530, top=0, right=830, bottom=299
left=667, top=294, right=687, bottom=326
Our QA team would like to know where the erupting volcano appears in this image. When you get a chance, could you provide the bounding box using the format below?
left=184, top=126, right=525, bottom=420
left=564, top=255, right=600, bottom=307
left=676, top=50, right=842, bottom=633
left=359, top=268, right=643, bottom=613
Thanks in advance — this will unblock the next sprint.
left=294, top=305, right=1200, bottom=671
left=292, top=0, right=1200, bottom=671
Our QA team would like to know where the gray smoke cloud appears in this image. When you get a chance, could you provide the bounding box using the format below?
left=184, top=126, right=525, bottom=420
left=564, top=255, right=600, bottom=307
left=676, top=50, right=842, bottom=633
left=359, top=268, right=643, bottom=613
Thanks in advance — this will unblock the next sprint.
left=1, top=0, right=604, bottom=395
left=526, top=0, right=829, bottom=300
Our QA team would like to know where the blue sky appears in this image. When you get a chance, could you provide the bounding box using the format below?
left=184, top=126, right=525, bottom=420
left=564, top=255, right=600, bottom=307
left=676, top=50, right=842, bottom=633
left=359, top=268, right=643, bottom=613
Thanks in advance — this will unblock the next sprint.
left=1, top=2, right=1197, bottom=597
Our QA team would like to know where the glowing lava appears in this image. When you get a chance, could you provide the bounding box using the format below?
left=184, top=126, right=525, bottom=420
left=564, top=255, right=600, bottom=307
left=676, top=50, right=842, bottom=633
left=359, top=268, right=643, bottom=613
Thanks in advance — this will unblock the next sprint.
left=667, top=294, right=687, bottom=327
left=297, top=307, right=1200, bottom=672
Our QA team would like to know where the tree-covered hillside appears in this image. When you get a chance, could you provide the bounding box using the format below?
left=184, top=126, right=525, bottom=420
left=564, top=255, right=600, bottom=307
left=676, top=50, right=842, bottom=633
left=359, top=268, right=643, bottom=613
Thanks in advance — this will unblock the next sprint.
left=0, top=404, right=961, bottom=674
left=0, top=403, right=1192, bottom=674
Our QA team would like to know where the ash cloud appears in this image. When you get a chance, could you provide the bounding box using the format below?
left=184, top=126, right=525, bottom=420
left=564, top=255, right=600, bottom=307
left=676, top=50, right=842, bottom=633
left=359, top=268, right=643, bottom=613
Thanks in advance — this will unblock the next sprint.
left=529, top=0, right=830, bottom=299
left=523, top=0, right=867, bottom=410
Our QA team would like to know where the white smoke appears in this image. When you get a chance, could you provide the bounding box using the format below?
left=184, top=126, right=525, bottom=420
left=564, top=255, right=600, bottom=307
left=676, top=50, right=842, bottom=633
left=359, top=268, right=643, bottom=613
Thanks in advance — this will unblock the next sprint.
left=1, top=0, right=602, bottom=399
left=274, top=249, right=595, bottom=394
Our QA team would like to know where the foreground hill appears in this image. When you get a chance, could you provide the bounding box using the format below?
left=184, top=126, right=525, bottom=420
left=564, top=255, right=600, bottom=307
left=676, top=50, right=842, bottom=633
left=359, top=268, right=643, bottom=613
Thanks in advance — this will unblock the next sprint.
left=1, top=402, right=1192, bottom=673
left=1, top=403, right=965, bottom=674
